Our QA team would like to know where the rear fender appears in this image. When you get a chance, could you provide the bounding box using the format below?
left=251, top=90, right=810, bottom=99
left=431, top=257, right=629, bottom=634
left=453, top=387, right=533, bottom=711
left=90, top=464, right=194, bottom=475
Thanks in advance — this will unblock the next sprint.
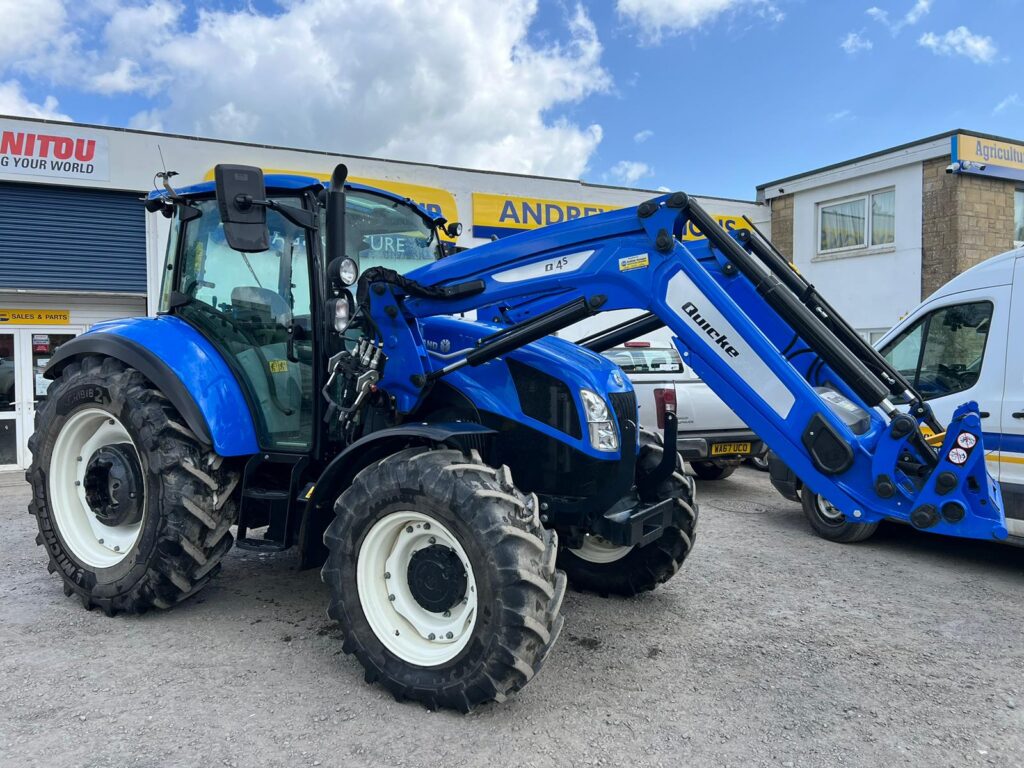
left=296, top=422, right=495, bottom=569
left=45, top=316, right=259, bottom=457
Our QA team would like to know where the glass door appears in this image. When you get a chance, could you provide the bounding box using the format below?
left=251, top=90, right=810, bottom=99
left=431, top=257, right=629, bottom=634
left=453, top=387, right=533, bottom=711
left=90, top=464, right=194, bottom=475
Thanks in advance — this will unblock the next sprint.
left=0, top=332, right=20, bottom=469
left=19, top=329, right=81, bottom=469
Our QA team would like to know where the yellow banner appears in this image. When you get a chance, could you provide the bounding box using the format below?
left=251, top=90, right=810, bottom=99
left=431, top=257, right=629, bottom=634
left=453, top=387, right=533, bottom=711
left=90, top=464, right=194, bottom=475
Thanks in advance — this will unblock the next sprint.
left=957, top=133, right=1024, bottom=172
left=202, top=167, right=460, bottom=238
left=0, top=308, right=69, bottom=325
left=472, top=192, right=749, bottom=241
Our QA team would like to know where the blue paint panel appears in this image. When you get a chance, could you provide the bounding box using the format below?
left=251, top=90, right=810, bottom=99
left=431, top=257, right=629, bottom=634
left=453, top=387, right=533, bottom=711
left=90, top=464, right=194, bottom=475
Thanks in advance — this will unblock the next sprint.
left=984, top=431, right=1024, bottom=454
left=0, top=181, right=146, bottom=292
left=85, top=316, right=259, bottom=457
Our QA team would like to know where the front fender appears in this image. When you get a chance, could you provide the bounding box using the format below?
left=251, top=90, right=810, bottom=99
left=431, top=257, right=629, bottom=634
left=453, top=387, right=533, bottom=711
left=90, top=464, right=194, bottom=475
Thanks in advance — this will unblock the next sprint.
left=46, top=316, right=259, bottom=457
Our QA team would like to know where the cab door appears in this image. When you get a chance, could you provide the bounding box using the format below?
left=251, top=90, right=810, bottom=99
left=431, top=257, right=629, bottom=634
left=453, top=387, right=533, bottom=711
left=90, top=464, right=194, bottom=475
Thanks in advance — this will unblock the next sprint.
left=998, top=256, right=1024, bottom=534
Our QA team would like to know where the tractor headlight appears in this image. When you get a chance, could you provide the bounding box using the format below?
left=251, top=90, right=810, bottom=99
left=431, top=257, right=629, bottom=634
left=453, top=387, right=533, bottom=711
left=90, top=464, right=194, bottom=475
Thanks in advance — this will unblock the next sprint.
left=328, top=294, right=352, bottom=333
left=338, top=257, right=359, bottom=286
left=580, top=389, right=618, bottom=452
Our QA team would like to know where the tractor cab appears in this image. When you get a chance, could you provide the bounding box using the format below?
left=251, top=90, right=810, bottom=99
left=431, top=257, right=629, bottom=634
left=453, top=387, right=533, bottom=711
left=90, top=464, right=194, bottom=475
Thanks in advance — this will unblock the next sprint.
left=147, top=171, right=451, bottom=549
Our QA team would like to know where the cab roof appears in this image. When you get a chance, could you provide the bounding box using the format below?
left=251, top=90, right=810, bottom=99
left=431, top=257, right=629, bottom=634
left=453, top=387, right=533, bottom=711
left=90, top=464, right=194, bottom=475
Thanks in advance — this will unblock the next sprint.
left=147, top=173, right=443, bottom=222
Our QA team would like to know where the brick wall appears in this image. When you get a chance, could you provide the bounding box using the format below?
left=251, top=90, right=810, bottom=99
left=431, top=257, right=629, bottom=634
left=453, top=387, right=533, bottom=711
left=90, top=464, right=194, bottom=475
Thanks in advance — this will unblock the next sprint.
left=770, top=193, right=794, bottom=260
left=921, top=156, right=1017, bottom=297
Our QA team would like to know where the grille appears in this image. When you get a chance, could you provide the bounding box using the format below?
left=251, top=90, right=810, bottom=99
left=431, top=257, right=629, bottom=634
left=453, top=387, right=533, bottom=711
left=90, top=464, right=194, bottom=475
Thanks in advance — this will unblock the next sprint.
left=609, top=391, right=639, bottom=452
left=507, top=359, right=582, bottom=439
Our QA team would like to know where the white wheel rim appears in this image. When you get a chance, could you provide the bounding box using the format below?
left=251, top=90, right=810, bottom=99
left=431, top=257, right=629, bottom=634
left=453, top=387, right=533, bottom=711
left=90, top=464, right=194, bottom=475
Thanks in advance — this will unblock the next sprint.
left=356, top=511, right=477, bottom=666
left=571, top=534, right=633, bottom=564
left=816, top=495, right=844, bottom=522
left=48, top=408, right=144, bottom=569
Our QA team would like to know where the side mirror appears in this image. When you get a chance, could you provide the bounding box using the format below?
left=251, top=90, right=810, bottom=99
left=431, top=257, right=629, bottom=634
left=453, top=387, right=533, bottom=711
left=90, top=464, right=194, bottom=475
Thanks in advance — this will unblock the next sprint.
left=214, top=164, right=270, bottom=252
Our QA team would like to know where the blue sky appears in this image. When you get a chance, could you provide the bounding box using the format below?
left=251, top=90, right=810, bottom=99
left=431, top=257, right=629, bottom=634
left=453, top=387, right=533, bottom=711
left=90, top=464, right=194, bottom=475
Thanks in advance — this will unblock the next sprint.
left=1, top=0, right=1021, bottom=200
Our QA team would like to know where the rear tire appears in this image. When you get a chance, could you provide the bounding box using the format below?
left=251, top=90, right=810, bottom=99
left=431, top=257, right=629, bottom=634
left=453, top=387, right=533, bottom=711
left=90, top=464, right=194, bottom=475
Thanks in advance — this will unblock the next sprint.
left=690, top=460, right=737, bottom=481
left=558, top=431, right=698, bottom=597
left=27, top=355, right=240, bottom=615
left=800, top=486, right=878, bottom=543
left=322, top=447, right=565, bottom=712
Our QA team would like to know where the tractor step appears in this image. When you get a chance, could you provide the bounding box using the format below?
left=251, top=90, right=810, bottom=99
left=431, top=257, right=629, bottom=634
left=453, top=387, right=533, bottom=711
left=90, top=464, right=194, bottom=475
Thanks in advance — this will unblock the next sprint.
left=236, top=453, right=310, bottom=552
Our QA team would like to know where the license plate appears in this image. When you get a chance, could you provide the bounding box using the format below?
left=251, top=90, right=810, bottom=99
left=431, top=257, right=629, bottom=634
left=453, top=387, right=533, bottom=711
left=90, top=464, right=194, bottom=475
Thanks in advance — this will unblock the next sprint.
left=711, top=442, right=752, bottom=456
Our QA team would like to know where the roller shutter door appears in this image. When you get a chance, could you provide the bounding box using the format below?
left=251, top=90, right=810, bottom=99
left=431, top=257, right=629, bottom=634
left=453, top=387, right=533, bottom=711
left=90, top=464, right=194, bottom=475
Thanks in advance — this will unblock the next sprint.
left=0, top=181, right=146, bottom=293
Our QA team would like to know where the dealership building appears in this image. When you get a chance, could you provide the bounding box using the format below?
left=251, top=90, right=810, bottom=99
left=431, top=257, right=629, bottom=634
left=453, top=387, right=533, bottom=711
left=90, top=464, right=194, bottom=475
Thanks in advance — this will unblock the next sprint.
left=0, top=114, right=764, bottom=470
left=758, top=129, right=1024, bottom=343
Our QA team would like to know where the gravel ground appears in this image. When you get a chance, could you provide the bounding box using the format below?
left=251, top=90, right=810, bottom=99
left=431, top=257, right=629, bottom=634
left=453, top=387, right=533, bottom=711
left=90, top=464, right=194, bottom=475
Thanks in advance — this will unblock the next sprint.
left=2, top=466, right=1022, bottom=768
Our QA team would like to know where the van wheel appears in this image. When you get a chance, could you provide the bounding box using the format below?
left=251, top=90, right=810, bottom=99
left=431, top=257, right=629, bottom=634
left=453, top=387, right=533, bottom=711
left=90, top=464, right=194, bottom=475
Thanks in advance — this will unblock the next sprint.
left=690, top=460, right=737, bottom=481
left=800, top=486, right=879, bottom=543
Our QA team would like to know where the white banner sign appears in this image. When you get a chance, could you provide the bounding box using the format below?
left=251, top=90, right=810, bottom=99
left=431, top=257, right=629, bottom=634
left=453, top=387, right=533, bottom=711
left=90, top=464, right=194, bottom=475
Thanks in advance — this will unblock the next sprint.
left=0, top=125, right=109, bottom=181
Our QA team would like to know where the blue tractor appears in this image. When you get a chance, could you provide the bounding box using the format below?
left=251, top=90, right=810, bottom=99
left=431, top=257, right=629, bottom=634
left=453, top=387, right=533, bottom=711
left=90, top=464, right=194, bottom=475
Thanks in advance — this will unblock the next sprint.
left=29, top=164, right=1004, bottom=711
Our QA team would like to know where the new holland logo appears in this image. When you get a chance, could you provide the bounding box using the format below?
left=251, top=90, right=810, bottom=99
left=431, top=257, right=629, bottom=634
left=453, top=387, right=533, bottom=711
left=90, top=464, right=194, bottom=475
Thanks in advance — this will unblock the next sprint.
left=681, top=302, right=740, bottom=358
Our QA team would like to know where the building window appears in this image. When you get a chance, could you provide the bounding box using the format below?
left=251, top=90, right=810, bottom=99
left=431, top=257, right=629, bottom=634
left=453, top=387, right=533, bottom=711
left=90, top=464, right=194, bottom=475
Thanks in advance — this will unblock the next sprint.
left=818, top=188, right=895, bottom=254
left=1015, top=189, right=1023, bottom=247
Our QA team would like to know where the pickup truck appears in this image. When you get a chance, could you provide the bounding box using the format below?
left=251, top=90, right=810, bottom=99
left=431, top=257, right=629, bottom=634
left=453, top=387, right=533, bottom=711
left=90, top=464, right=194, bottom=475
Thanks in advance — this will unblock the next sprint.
left=602, top=340, right=765, bottom=480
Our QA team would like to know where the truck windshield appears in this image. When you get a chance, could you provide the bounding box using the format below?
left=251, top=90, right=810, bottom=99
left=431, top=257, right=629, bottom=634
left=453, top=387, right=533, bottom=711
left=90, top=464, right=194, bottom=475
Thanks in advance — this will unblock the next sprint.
left=343, top=190, right=441, bottom=273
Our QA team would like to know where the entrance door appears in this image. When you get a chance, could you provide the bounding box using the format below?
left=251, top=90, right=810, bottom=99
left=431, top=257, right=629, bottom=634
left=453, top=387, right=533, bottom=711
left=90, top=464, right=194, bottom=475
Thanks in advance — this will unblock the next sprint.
left=0, top=332, right=19, bottom=469
left=18, top=329, right=81, bottom=469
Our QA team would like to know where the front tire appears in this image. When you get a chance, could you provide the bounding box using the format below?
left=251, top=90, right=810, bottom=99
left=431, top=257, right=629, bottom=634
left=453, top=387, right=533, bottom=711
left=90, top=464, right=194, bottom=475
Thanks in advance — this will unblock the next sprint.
left=558, top=433, right=697, bottom=597
left=27, top=355, right=240, bottom=615
left=800, top=486, right=879, bottom=543
left=690, top=460, right=737, bottom=481
left=322, top=447, right=565, bottom=712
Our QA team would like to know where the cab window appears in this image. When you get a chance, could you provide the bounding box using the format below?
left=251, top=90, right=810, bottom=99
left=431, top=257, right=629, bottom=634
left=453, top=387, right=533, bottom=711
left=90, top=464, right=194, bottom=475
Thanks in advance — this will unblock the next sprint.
left=604, top=346, right=684, bottom=374
left=880, top=301, right=992, bottom=400
left=344, top=190, right=441, bottom=273
left=176, top=198, right=315, bottom=451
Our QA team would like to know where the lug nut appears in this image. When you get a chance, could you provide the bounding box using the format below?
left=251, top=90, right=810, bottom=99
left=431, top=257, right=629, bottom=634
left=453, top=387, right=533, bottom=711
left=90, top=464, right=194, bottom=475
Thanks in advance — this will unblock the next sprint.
left=384, top=572, right=391, bottom=579
left=388, top=594, right=395, bottom=601
left=443, top=610, right=450, bottom=617
left=406, top=526, right=413, bottom=533
left=113, top=546, right=120, bottom=552
left=429, top=537, right=436, bottom=545
left=423, top=523, right=430, bottom=530
left=97, top=538, right=104, bottom=545
left=445, top=632, right=453, bottom=639
left=428, top=633, right=436, bottom=641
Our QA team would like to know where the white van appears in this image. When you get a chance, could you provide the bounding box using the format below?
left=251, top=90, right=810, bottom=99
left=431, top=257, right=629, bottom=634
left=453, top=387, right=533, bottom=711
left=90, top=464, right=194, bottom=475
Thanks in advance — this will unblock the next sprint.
left=769, top=246, right=1024, bottom=542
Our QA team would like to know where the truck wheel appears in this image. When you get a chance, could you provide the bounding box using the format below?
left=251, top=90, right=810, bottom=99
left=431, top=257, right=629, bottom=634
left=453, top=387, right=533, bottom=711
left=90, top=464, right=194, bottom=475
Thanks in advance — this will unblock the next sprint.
left=800, top=486, right=879, bottom=543
left=690, top=460, right=737, bottom=481
left=322, top=447, right=566, bottom=712
left=27, top=355, right=240, bottom=615
left=557, top=435, right=697, bottom=597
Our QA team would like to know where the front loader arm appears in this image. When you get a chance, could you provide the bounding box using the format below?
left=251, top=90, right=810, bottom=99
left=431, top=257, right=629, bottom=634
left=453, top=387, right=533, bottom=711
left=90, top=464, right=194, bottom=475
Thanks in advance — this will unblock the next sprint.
left=358, top=192, right=1006, bottom=542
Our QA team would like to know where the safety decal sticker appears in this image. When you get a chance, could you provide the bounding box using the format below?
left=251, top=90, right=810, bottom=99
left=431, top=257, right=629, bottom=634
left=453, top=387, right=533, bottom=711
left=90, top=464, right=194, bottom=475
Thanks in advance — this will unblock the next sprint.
left=618, top=254, right=649, bottom=272
left=947, top=448, right=968, bottom=465
left=956, top=432, right=977, bottom=450
left=268, top=360, right=289, bottom=373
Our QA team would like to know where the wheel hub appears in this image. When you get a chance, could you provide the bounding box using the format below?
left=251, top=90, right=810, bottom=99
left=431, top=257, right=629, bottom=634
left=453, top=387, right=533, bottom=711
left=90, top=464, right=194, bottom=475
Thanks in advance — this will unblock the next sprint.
left=406, top=544, right=467, bottom=613
left=84, top=444, right=144, bottom=527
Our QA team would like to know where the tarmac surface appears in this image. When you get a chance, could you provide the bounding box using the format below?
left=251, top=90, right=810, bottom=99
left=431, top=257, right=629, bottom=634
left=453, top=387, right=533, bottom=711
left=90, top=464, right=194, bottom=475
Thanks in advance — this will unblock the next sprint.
left=2, top=466, right=1022, bottom=768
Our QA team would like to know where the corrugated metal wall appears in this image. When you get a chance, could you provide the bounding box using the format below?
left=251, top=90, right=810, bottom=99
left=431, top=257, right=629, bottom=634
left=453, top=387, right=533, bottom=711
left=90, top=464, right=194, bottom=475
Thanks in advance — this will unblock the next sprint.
left=0, top=182, right=146, bottom=293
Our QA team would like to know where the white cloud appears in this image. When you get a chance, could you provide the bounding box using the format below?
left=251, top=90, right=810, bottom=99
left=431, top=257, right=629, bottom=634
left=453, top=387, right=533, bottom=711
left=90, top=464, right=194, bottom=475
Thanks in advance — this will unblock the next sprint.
left=827, top=109, right=852, bottom=122
left=0, top=80, right=70, bottom=121
left=840, top=32, right=873, bottom=54
left=867, top=0, right=930, bottom=34
left=610, top=160, right=653, bottom=185
left=0, top=0, right=611, bottom=179
left=633, top=129, right=654, bottom=143
left=0, top=0, right=66, bottom=64
left=993, top=93, right=1020, bottom=115
left=919, top=26, right=997, bottom=64
left=617, top=0, right=783, bottom=43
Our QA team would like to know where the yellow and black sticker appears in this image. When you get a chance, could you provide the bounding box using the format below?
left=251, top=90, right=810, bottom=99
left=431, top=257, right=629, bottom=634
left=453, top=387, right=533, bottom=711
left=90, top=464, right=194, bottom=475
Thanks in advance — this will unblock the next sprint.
left=618, top=254, right=649, bottom=272
left=268, top=360, right=289, bottom=373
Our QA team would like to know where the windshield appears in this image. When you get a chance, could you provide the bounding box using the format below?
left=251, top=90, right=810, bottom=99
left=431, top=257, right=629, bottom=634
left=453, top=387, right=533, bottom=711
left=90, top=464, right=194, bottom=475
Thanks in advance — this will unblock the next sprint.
left=343, top=190, right=442, bottom=273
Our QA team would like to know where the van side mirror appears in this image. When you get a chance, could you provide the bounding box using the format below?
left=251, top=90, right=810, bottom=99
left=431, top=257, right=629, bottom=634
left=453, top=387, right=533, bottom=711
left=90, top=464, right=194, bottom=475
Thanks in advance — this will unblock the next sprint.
left=214, top=164, right=270, bottom=252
